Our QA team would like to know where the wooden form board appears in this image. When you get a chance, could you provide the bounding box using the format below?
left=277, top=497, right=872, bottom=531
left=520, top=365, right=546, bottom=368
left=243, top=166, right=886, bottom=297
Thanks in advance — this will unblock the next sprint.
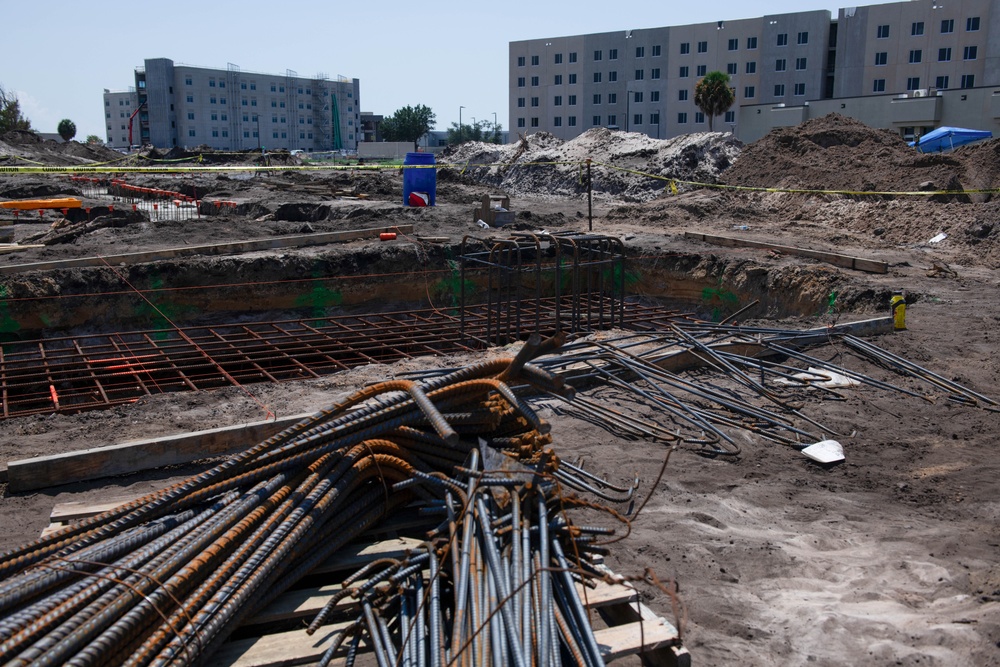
left=684, top=231, right=889, bottom=274
left=0, top=225, right=414, bottom=276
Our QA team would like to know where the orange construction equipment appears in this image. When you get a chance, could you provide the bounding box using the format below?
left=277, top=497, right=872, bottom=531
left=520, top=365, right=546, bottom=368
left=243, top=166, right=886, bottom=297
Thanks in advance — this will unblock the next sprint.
left=1, top=198, right=82, bottom=211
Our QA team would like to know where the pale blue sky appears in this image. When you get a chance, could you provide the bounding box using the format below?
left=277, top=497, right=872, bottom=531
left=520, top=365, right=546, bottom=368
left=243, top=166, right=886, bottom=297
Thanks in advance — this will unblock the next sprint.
left=3, top=0, right=899, bottom=140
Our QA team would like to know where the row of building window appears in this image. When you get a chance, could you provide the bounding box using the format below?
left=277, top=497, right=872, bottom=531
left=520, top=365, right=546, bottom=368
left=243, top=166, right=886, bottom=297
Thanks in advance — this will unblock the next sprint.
left=873, top=45, right=977, bottom=65
left=105, top=99, right=133, bottom=107
left=872, top=74, right=975, bottom=92
left=185, top=112, right=321, bottom=125
left=183, top=77, right=318, bottom=97
left=515, top=110, right=737, bottom=129
left=184, top=128, right=320, bottom=140
left=878, top=16, right=980, bottom=39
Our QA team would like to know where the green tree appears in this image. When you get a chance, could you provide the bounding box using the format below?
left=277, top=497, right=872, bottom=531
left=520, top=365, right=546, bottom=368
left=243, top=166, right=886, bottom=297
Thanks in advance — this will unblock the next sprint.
left=379, top=104, right=436, bottom=151
left=694, top=71, right=735, bottom=132
left=57, top=118, right=77, bottom=142
left=446, top=120, right=503, bottom=145
left=85, top=134, right=103, bottom=145
left=0, top=85, right=32, bottom=133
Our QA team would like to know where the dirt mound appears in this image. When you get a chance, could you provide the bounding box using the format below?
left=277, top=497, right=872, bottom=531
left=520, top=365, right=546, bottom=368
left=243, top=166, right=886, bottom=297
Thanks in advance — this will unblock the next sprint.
left=440, top=128, right=742, bottom=202
left=0, top=131, right=126, bottom=166
left=723, top=113, right=975, bottom=195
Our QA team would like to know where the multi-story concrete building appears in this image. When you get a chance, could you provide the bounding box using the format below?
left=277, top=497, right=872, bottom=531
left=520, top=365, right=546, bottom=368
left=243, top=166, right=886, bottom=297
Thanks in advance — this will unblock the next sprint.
left=106, top=59, right=360, bottom=152
left=509, top=0, right=999, bottom=144
left=102, top=89, right=140, bottom=149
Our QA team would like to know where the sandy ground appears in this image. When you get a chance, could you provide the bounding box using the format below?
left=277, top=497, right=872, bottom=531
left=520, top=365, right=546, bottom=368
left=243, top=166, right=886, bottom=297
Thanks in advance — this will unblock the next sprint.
left=1, top=121, right=999, bottom=665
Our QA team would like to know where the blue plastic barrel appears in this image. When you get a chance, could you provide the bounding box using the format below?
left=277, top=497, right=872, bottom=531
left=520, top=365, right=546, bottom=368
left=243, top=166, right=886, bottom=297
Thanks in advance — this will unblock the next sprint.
left=403, top=152, right=436, bottom=206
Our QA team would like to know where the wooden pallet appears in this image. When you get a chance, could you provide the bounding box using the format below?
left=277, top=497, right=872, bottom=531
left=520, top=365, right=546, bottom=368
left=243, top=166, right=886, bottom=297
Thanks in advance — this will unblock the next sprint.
left=40, top=498, right=689, bottom=667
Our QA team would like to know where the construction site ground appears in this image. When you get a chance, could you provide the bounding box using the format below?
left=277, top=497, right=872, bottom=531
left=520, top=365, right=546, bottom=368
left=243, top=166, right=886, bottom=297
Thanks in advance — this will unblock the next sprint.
left=1, top=116, right=999, bottom=666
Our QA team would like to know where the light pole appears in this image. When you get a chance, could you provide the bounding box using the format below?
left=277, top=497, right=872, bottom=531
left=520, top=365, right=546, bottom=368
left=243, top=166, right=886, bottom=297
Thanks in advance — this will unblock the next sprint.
left=492, top=112, right=498, bottom=143
left=459, top=105, right=464, bottom=144
left=471, top=117, right=476, bottom=139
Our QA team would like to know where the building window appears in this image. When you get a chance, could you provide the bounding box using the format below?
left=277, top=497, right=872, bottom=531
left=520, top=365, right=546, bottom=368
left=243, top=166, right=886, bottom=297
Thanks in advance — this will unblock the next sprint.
left=554, top=95, right=562, bottom=106
left=271, top=100, right=277, bottom=108
left=877, top=24, right=890, bottom=39
left=555, top=74, right=563, bottom=85
left=241, top=82, right=247, bottom=90
left=517, top=97, right=525, bottom=108
left=530, top=96, right=539, bottom=107
left=961, top=74, right=975, bottom=88
left=797, top=31, right=809, bottom=45
left=242, top=99, right=248, bottom=106
left=747, top=36, right=758, bottom=49
left=593, top=115, right=601, bottom=125
left=568, top=116, right=577, bottom=126
left=963, top=46, right=978, bottom=60
left=554, top=116, right=562, bottom=127
left=680, top=42, right=690, bottom=55
left=650, top=91, right=660, bottom=102
left=188, top=129, right=196, bottom=137
left=185, top=77, right=192, bottom=85
left=727, top=63, right=737, bottom=75
left=531, top=55, right=539, bottom=66
left=633, top=92, right=643, bottom=102
left=209, top=79, right=216, bottom=87
left=935, top=75, right=949, bottom=89
left=593, top=72, right=602, bottom=83
left=941, top=19, right=954, bottom=33
left=966, top=17, right=980, bottom=31
left=744, top=85, right=755, bottom=98
left=635, top=46, right=644, bottom=58
left=607, top=114, right=617, bottom=126
left=912, top=22, right=924, bottom=36
left=211, top=113, right=218, bottom=121
left=728, top=38, right=738, bottom=51
left=775, top=59, right=787, bottom=72
left=568, top=94, right=577, bottom=105
left=212, top=129, right=219, bottom=137
left=609, top=71, right=617, bottom=82
left=273, top=131, right=279, bottom=138
left=678, top=89, right=688, bottom=101
left=678, top=112, right=687, bottom=123
left=299, top=132, right=305, bottom=139
left=569, top=73, right=577, bottom=84
left=555, top=53, right=563, bottom=64
left=634, top=69, right=644, bottom=80
left=633, top=113, right=642, bottom=125
left=270, top=84, right=276, bottom=92
left=652, top=45, right=661, bottom=57
left=696, top=65, right=707, bottom=76
left=697, top=40, right=708, bottom=53
left=530, top=117, right=539, bottom=127
left=272, top=115, right=278, bottom=123
left=794, top=82, right=806, bottom=96
left=939, top=47, right=952, bottom=61
left=795, top=57, right=807, bottom=70
left=906, top=77, right=921, bottom=90
left=593, top=93, right=602, bottom=104
left=679, top=66, right=689, bottom=78
left=517, top=77, right=525, bottom=87
left=608, top=48, right=618, bottom=60
left=608, top=93, right=617, bottom=103
left=909, top=49, right=922, bottom=64
left=187, top=112, right=195, bottom=120
left=873, top=51, right=888, bottom=66
left=594, top=50, right=603, bottom=61
left=651, top=68, right=661, bottom=79
left=531, top=76, right=539, bottom=86
left=186, top=95, right=194, bottom=103
left=210, top=96, right=217, bottom=104
left=724, top=110, right=735, bottom=123
left=695, top=112, right=705, bottom=123
left=517, top=56, right=525, bottom=67
left=569, top=51, right=577, bottom=63
left=873, top=78, right=886, bottom=92
left=279, top=86, right=284, bottom=92
left=250, top=83, right=256, bottom=90
left=746, top=61, right=757, bottom=74
left=774, top=84, right=785, bottom=97
left=650, top=112, right=660, bottom=125
left=517, top=118, right=525, bottom=127
left=777, top=33, right=788, bottom=47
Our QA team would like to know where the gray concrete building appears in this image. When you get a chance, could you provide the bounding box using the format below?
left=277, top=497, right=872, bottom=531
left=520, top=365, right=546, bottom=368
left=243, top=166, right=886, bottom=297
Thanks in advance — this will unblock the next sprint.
left=102, top=89, right=140, bottom=149
left=509, top=0, right=999, bottom=144
left=109, top=59, right=360, bottom=152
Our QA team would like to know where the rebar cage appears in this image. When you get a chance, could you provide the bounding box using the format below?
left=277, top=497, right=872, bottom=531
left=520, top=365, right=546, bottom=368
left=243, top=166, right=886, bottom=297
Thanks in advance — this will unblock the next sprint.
left=460, top=231, right=626, bottom=346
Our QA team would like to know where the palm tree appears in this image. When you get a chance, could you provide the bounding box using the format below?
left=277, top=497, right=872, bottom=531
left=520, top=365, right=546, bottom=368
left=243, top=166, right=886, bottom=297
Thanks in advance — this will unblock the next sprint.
left=694, top=71, right=735, bottom=132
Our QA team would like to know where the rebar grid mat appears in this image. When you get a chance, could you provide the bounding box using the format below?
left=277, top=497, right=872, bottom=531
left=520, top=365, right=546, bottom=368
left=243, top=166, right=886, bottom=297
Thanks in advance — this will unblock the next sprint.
left=0, top=335, right=682, bottom=667
left=0, top=299, right=687, bottom=421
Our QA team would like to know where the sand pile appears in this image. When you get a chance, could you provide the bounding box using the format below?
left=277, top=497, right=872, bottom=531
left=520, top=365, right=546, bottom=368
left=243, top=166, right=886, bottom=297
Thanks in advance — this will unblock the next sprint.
left=0, top=130, right=124, bottom=166
left=440, top=128, right=742, bottom=202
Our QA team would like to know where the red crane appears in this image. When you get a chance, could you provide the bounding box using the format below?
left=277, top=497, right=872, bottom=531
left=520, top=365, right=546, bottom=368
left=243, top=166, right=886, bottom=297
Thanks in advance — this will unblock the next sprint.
left=127, top=102, right=146, bottom=148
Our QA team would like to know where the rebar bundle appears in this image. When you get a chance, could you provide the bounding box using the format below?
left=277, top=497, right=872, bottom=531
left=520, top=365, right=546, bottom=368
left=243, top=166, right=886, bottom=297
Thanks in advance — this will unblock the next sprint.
left=0, top=334, right=598, bottom=667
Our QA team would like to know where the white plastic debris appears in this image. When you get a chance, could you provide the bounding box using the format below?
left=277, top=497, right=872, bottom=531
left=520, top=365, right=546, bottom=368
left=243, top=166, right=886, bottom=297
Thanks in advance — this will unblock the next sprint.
left=777, top=367, right=861, bottom=388
left=801, top=439, right=845, bottom=464
left=476, top=220, right=489, bottom=229
left=928, top=232, right=947, bottom=244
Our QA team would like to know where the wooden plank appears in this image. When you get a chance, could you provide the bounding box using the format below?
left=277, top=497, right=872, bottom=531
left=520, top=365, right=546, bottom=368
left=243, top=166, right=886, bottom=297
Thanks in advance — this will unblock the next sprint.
left=215, top=620, right=353, bottom=667
left=594, top=619, right=680, bottom=662
left=6, top=413, right=313, bottom=492
left=0, top=225, right=414, bottom=276
left=684, top=231, right=889, bottom=274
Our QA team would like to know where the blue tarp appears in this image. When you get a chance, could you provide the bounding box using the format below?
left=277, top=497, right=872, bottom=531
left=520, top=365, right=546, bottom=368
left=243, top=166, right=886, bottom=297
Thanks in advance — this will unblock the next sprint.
left=909, top=126, right=992, bottom=153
